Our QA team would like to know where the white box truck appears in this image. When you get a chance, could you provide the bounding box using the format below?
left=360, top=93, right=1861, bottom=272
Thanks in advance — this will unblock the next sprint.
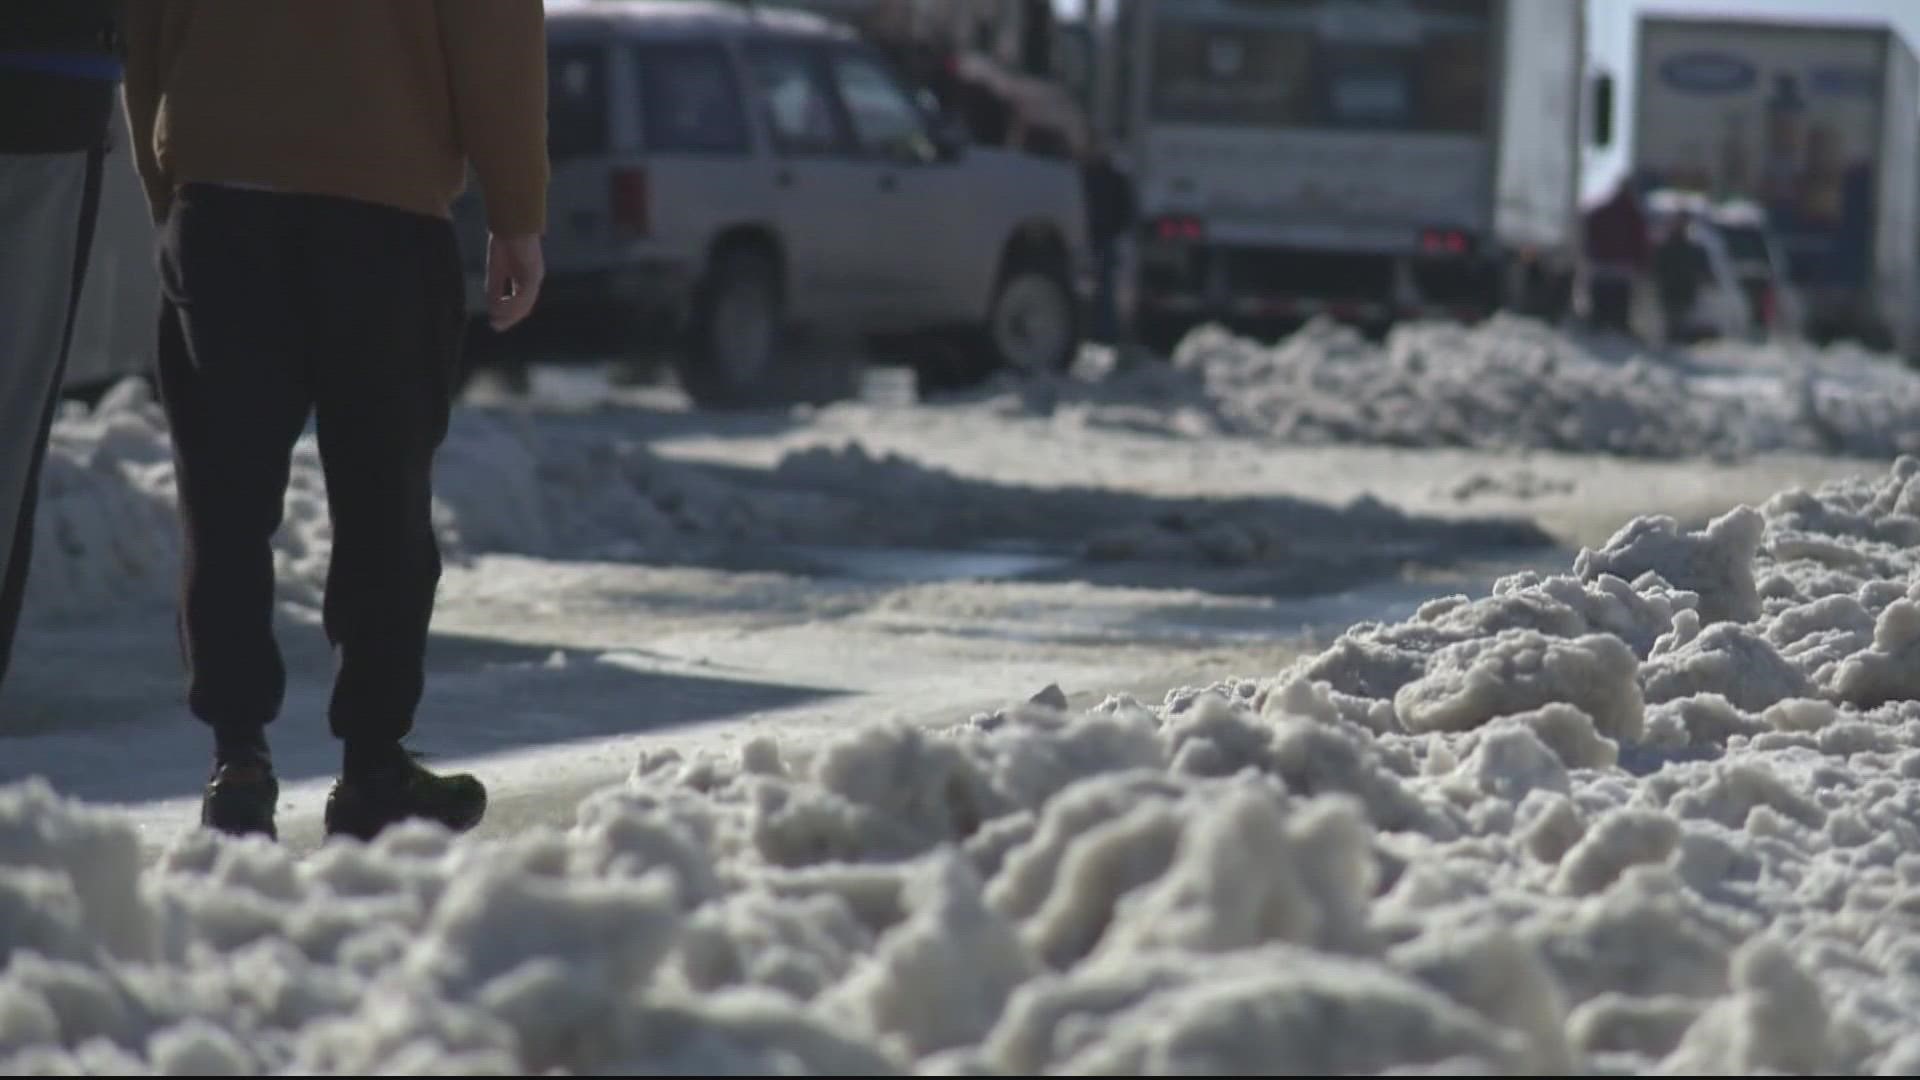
left=1630, top=15, right=1920, bottom=354
left=1099, top=0, right=1586, bottom=349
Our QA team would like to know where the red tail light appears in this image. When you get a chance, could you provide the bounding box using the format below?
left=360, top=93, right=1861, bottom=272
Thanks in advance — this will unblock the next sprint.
left=1420, top=229, right=1471, bottom=255
left=1758, top=283, right=1775, bottom=327
left=1154, top=215, right=1204, bottom=242
left=611, top=168, right=650, bottom=238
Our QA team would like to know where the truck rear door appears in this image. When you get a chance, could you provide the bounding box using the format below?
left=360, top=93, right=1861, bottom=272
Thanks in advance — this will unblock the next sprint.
left=1133, top=0, right=1499, bottom=254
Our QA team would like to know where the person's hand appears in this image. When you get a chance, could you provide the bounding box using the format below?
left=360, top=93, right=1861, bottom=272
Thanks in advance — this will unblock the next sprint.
left=486, top=233, right=545, bottom=332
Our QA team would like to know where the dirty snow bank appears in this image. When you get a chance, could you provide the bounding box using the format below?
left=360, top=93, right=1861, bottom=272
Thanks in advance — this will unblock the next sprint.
left=10, top=461, right=1920, bottom=1073
left=769, top=441, right=1546, bottom=570
left=24, top=386, right=1548, bottom=625
left=25, top=386, right=802, bottom=624
left=988, top=316, right=1920, bottom=460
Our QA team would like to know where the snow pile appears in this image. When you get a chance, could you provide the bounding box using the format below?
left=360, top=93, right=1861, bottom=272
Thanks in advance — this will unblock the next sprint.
left=442, top=414, right=853, bottom=561
left=25, top=390, right=1550, bottom=627
left=1439, top=467, right=1579, bottom=503
left=10, top=461, right=1920, bottom=1073
left=25, top=386, right=198, bottom=621
left=772, top=442, right=1547, bottom=569
left=1017, top=316, right=1920, bottom=460
left=1291, top=454, right=1920, bottom=720
left=1175, top=317, right=1760, bottom=458
left=21, top=393, right=852, bottom=624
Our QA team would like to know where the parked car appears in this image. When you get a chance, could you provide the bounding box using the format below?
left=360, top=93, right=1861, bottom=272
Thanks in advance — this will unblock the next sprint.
left=456, top=0, right=1092, bottom=408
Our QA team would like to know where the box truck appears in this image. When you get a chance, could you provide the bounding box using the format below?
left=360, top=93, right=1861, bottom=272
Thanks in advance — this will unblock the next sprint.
left=1098, top=0, right=1587, bottom=348
left=1630, top=14, right=1920, bottom=354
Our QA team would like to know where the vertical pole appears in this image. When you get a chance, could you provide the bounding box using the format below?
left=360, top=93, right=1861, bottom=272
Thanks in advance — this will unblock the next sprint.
left=1090, top=0, right=1118, bottom=143
left=1019, top=0, right=1051, bottom=75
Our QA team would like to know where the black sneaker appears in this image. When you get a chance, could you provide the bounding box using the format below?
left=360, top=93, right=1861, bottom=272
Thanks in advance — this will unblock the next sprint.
left=201, top=760, right=279, bottom=840
left=324, top=751, right=487, bottom=841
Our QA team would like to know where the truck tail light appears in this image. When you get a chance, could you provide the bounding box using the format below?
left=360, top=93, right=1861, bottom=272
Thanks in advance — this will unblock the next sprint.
left=1153, top=215, right=1204, bottom=242
left=1420, top=228, right=1471, bottom=255
left=611, top=168, right=650, bottom=239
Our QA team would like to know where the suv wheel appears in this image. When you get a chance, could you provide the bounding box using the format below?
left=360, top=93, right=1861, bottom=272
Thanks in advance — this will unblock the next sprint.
left=677, top=245, right=784, bottom=409
left=986, top=262, right=1079, bottom=376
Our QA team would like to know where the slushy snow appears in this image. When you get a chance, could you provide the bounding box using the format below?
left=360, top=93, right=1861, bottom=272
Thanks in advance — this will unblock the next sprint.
left=27, top=385, right=829, bottom=624
left=21, top=384, right=1549, bottom=629
left=10, top=459, right=1920, bottom=1073
left=1004, top=316, right=1920, bottom=461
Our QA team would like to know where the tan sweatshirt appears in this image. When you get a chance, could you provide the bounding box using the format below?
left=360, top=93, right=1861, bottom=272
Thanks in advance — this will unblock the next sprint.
left=123, top=0, right=549, bottom=235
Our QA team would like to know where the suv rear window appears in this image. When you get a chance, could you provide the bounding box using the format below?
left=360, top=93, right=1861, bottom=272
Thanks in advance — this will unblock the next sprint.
left=638, top=44, right=751, bottom=154
left=549, top=43, right=610, bottom=158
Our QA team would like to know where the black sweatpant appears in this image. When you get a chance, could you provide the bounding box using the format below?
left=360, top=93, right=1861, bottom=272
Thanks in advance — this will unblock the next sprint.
left=155, top=184, right=465, bottom=746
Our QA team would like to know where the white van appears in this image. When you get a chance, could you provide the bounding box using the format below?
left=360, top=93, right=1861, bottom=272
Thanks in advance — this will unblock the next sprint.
left=1645, top=189, right=1800, bottom=343
left=1705, top=199, right=1804, bottom=340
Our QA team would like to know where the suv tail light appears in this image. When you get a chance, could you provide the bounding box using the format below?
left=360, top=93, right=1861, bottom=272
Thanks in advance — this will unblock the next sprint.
left=1152, top=215, right=1204, bottom=242
left=611, top=168, right=650, bottom=239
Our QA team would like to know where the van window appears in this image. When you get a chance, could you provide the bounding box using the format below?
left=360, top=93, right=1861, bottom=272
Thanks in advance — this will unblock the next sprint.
left=549, top=43, right=610, bottom=158
left=637, top=44, right=752, bottom=154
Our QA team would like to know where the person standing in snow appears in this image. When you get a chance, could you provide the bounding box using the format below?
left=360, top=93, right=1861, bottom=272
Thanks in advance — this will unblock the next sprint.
left=1653, top=212, right=1713, bottom=346
left=1081, top=145, right=1138, bottom=349
left=123, top=1, right=549, bottom=841
left=1582, top=179, right=1651, bottom=335
left=0, top=3, right=125, bottom=697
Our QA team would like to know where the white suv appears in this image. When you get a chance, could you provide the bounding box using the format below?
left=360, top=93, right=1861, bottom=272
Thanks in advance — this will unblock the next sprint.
left=457, top=0, right=1091, bottom=407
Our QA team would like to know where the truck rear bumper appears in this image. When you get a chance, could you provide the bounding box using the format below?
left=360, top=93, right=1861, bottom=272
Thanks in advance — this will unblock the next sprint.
left=1140, top=291, right=1489, bottom=325
left=1135, top=239, right=1501, bottom=327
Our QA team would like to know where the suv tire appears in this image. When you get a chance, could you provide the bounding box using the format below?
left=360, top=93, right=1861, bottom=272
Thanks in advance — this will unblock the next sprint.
left=981, top=257, right=1080, bottom=379
left=678, top=244, right=785, bottom=410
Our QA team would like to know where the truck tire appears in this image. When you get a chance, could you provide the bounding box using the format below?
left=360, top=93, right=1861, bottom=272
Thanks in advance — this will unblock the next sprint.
left=676, top=244, right=786, bottom=410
